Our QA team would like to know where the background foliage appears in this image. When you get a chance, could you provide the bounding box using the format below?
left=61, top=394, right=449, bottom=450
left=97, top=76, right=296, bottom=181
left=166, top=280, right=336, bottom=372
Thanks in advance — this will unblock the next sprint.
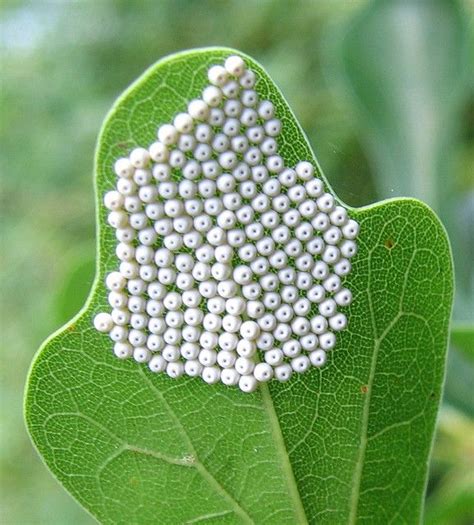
left=1, top=0, right=472, bottom=523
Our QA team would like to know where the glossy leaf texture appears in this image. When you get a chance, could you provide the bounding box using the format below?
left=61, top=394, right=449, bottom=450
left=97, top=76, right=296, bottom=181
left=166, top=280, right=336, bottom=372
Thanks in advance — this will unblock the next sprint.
left=25, top=48, right=453, bottom=524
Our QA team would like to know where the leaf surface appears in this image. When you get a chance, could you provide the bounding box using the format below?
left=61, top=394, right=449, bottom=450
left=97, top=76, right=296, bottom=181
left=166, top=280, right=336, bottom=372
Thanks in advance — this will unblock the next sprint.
left=25, top=48, right=453, bottom=524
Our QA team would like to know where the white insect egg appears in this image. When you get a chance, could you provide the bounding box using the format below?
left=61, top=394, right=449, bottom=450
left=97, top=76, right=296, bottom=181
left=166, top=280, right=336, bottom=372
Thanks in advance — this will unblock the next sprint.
left=265, top=348, right=284, bottom=367
left=253, top=362, right=273, bottom=382
left=94, top=312, right=113, bottom=333
left=208, top=108, right=225, bottom=126
left=169, top=149, right=186, bottom=168
left=195, top=123, right=213, bottom=143
left=105, top=271, right=126, bottom=291
left=292, top=355, right=310, bottom=374
left=241, top=90, right=258, bottom=108
left=334, top=288, right=353, bottom=307
left=199, top=348, right=218, bottom=366
left=260, top=137, right=277, bottom=156
left=96, top=59, right=360, bottom=390
left=282, top=339, right=301, bottom=358
left=222, top=80, right=240, bottom=99
left=104, top=190, right=124, bottom=211
left=339, top=239, right=357, bottom=259
left=184, top=360, right=203, bottom=377
left=173, top=113, right=193, bottom=134
left=215, top=347, right=236, bottom=368
left=178, top=133, right=196, bottom=152
left=115, top=227, right=136, bottom=243
left=274, top=363, right=293, bottom=382
left=225, top=55, right=246, bottom=76
left=257, top=100, right=274, bottom=120
left=149, top=141, right=169, bottom=162
left=305, top=178, right=324, bottom=197
left=114, top=157, right=134, bottom=178
left=147, top=334, right=165, bottom=352
left=316, top=193, right=335, bottom=213
left=321, top=244, right=340, bottom=265
left=220, top=368, right=240, bottom=386
left=194, top=143, right=212, bottom=162
left=244, top=147, right=262, bottom=166
left=273, top=323, right=292, bottom=343
left=300, top=334, right=318, bottom=351
left=262, top=292, right=281, bottom=311
left=324, top=226, right=342, bottom=245
left=133, top=346, right=151, bottom=364
left=202, top=85, right=223, bottom=107
left=312, top=212, right=330, bottom=233
left=278, top=168, right=297, bottom=188
left=208, top=64, right=229, bottom=86
left=246, top=125, right=265, bottom=144
left=129, top=147, right=151, bottom=168
left=109, top=325, right=128, bottom=342
left=342, top=219, right=360, bottom=240
left=307, top=284, right=325, bottom=304
left=114, top=342, right=133, bottom=359
left=222, top=118, right=240, bottom=137
left=119, top=261, right=138, bottom=280
left=329, top=313, right=348, bottom=331
left=116, top=178, right=136, bottom=196
left=309, top=349, right=327, bottom=368
left=319, top=298, right=337, bottom=318
left=219, top=328, right=238, bottom=350
left=266, top=155, right=284, bottom=173
left=323, top=274, right=341, bottom=293
left=188, top=99, right=209, bottom=120
left=218, top=151, right=238, bottom=170
left=167, top=361, right=185, bottom=379
left=319, top=332, right=336, bottom=350
left=295, top=161, right=314, bottom=181
left=224, top=99, right=242, bottom=118
left=239, top=68, right=256, bottom=88
left=238, top=374, right=257, bottom=393
left=148, top=354, right=167, bottom=373
left=256, top=329, right=275, bottom=350
left=299, top=200, right=318, bottom=219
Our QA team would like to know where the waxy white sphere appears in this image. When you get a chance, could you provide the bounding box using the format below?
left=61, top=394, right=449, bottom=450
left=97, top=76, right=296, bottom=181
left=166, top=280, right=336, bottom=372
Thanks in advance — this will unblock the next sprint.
left=95, top=55, right=359, bottom=391
left=225, top=55, right=246, bottom=77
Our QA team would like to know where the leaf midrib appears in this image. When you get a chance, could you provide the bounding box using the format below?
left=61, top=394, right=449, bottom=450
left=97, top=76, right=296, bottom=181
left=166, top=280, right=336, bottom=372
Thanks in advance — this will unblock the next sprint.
left=139, top=369, right=254, bottom=524
left=260, top=383, right=309, bottom=525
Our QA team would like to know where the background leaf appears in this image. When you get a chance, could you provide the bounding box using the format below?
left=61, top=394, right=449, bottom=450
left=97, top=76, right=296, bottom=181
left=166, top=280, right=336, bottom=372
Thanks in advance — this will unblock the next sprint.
left=25, top=48, right=453, bottom=523
left=336, top=0, right=472, bottom=322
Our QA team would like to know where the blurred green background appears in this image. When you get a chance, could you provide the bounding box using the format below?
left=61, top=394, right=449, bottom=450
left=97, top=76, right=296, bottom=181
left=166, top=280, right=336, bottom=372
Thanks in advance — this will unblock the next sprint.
left=1, top=0, right=473, bottom=523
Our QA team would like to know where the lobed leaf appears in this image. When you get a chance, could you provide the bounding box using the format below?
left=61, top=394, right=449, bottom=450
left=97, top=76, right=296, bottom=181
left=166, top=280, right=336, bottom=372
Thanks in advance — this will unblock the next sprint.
left=25, top=48, right=453, bottom=524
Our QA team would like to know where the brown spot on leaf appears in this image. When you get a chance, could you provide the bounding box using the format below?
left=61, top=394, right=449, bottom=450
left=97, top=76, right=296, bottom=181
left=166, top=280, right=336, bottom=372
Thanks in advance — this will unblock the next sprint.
left=361, top=385, right=368, bottom=394
left=384, top=238, right=395, bottom=250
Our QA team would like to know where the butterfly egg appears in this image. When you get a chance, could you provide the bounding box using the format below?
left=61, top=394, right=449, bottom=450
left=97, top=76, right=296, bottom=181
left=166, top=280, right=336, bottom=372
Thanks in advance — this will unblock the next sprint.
left=224, top=55, right=246, bottom=77
left=114, top=342, right=133, bottom=359
left=188, top=99, right=209, bottom=120
left=221, top=368, right=240, bottom=386
left=95, top=56, right=360, bottom=390
left=129, top=147, right=150, bottom=168
left=208, top=65, right=229, bottom=86
left=94, top=312, right=114, bottom=333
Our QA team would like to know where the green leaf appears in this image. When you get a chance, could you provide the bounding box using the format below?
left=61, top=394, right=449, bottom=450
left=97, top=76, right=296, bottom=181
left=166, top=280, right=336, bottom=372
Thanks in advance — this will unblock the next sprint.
left=450, top=323, right=474, bottom=361
left=25, top=48, right=453, bottom=524
left=336, top=0, right=472, bottom=321
left=443, top=324, right=474, bottom=416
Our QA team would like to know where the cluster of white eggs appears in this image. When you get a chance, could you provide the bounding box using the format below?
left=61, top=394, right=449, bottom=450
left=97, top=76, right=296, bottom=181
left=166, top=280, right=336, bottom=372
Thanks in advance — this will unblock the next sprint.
left=93, top=55, right=359, bottom=392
